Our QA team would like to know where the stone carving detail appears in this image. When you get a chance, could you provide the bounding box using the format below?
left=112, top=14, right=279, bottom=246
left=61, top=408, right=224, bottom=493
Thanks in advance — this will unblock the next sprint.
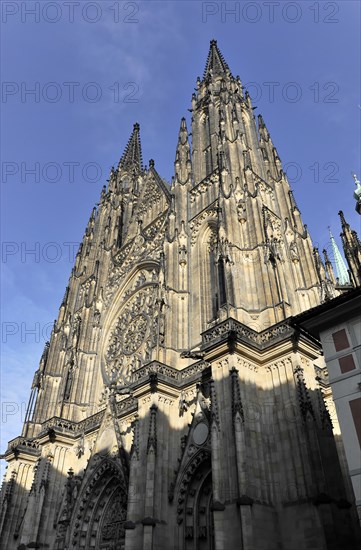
left=294, top=366, right=315, bottom=421
left=189, top=205, right=218, bottom=246
left=202, top=318, right=293, bottom=348
left=105, top=215, right=166, bottom=305
left=147, top=405, right=157, bottom=454
left=267, top=357, right=292, bottom=372
left=57, top=468, right=82, bottom=528
left=178, top=391, right=188, bottom=417
left=316, top=387, right=333, bottom=430
left=105, top=286, right=158, bottom=384
left=133, top=360, right=179, bottom=382
left=209, top=379, right=220, bottom=427
left=289, top=240, right=300, bottom=263
left=189, top=172, right=219, bottom=203
left=100, top=490, right=127, bottom=544
left=68, top=459, right=128, bottom=549
left=230, top=368, right=244, bottom=420
left=180, top=361, right=210, bottom=380
left=256, top=178, right=274, bottom=198
left=74, top=433, right=85, bottom=458
left=77, top=276, right=94, bottom=308
left=137, top=176, right=164, bottom=216
left=263, top=206, right=283, bottom=264
left=237, top=359, right=255, bottom=375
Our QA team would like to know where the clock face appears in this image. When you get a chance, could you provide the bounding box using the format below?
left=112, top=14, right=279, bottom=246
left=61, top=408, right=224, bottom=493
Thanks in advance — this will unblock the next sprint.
left=104, top=286, right=156, bottom=384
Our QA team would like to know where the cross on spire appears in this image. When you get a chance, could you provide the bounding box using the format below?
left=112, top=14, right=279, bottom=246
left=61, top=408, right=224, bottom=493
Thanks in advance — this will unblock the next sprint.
left=203, top=39, right=231, bottom=79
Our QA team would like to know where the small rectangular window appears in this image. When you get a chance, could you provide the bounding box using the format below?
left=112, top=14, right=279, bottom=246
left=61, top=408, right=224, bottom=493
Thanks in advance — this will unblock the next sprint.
left=339, top=354, right=356, bottom=374
left=332, top=329, right=349, bottom=352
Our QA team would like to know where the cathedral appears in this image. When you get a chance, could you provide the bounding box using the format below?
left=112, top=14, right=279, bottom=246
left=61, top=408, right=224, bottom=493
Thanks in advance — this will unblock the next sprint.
left=1, top=40, right=361, bottom=550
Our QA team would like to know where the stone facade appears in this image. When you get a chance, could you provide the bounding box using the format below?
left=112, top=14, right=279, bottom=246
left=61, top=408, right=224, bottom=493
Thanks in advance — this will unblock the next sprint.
left=294, top=287, right=361, bottom=526
left=1, top=40, right=360, bottom=550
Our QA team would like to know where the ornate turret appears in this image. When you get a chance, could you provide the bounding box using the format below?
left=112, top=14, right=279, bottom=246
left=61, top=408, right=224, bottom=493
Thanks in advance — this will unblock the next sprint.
left=339, top=210, right=361, bottom=286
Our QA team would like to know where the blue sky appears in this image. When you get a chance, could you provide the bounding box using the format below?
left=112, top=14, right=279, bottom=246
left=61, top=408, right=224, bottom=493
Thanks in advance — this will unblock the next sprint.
left=1, top=0, right=360, bottom=468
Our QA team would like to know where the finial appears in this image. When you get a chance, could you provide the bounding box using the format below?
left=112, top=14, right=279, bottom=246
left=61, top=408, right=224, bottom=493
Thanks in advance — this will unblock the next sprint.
left=352, top=173, right=361, bottom=214
left=352, top=173, right=360, bottom=189
left=203, top=39, right=231, bottom=80
left=338, top=210, right=348, bottom=228
left=149, top=159, right=155, bottom=168
left=118, top=123, right=143, bottom=172
left=258, top=114, right=266, bottom=128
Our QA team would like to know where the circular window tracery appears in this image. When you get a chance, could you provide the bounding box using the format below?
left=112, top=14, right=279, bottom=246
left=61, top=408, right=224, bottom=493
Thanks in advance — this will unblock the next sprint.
left=104, top=285, right=157, bottom=384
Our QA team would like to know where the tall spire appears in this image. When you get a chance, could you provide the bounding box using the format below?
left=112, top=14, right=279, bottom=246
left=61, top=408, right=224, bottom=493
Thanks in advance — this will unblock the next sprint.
left=328, top=227, right=349, bottom=285
left=203, top=39, right=231, bottom=79
left=339, top=210, right=361, bottom=286
left=118, top=122, right=143, bottom=172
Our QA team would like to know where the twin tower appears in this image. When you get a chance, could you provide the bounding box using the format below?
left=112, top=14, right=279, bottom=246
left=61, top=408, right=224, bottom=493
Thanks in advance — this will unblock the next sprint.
left=1, top=40, right=361, bottom=550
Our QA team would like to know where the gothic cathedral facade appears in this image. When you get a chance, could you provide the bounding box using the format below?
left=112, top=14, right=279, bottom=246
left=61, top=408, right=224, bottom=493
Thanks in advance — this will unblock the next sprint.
left=1, top=40, right=361, bottom=550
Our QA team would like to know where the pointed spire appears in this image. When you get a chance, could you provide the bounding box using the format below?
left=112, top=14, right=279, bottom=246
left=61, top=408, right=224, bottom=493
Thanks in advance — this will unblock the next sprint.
left=313, top=247, right=327, bottom=283
left=322, top=248, right=336, bottom=285
left=118, top=122, right=143, bottom=172
left=258, top=114, right=270, bottom=140
left=203, top=39, right=231, bottom=80
left=289, top=190, right=300, bottom=212
left=328, top=227, right=349, bottom=285
left=339, top=210, right=348, bottom=229
left=258, top=114, right=266, bottom=129
left=174, top=117, right=192, bottom=185
left=338, top=210, right=361, bottom=286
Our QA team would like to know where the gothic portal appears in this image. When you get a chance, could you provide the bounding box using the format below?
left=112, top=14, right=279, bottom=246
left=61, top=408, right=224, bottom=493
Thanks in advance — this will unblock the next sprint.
left=1, top=40, right=361, bottom=550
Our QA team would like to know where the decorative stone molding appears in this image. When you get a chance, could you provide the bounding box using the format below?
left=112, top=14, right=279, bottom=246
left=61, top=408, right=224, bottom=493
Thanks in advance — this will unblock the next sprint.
left=189, top=172, right=219, bottom=203
left=133, top=360, right=179, bottom=382
left=105, top=217, right=166, bottom=304
left=147, top=405, right=158, bottom=455
left=180, top=361, right=210, bottom=380
left=202, top=317, right=294, bottom=349
left=236, top=357, right=258, bottom=372
left=189, top=205, right=218, bottom=246
left=230, top=368, right=244, bottom=421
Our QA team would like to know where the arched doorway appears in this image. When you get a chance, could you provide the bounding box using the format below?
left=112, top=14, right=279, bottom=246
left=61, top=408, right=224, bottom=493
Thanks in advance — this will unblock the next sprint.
left=183, top=458, right=214, bottom=550
left=67, top=460, right=127, bottom=550
left=96, top=484, right=126, bottom=550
